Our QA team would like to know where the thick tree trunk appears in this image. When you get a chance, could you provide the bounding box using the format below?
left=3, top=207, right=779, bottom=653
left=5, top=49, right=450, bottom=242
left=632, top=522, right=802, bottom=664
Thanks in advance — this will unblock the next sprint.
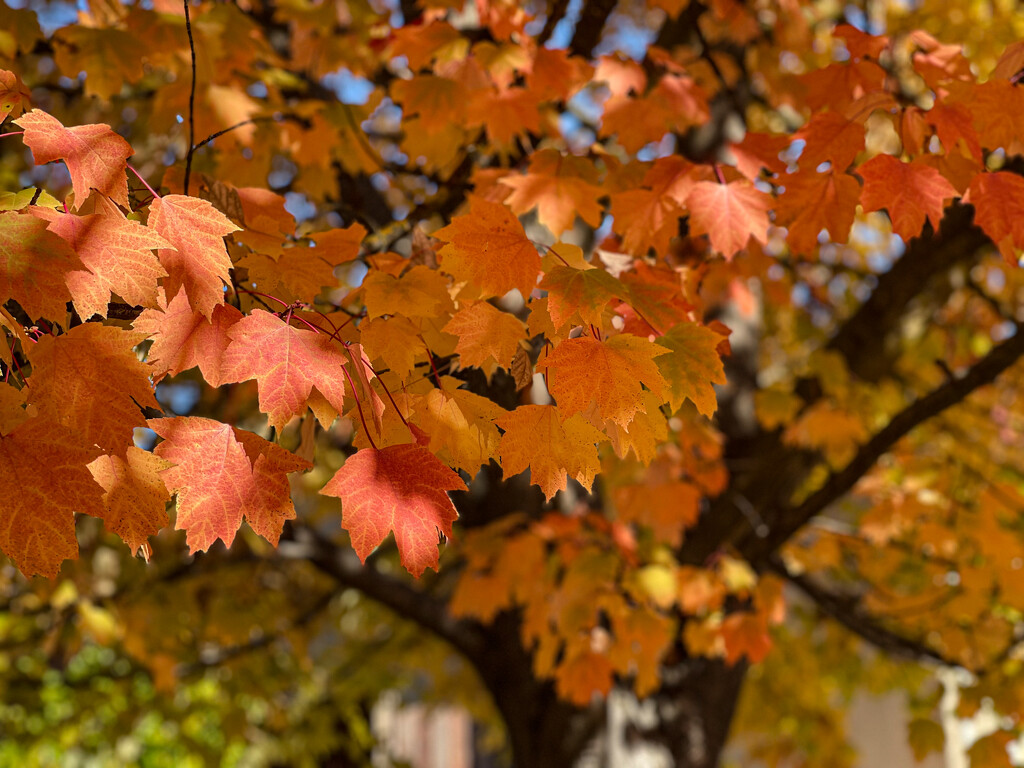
left=468, top=613, right=603, bottom=768
left=641, top=659, right=748, bottom=768
left=470, top=616, right=748, bottom=768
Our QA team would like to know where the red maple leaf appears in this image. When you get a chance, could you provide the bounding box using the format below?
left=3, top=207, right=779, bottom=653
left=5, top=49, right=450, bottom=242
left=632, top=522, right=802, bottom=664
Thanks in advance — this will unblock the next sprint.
left=150, top=416, right=311, bottom=553
left=221, top=310, right=352, bottom=430
left=320, top=443, right=466, bottom=576
left=858, top=154, right=957, bottom=240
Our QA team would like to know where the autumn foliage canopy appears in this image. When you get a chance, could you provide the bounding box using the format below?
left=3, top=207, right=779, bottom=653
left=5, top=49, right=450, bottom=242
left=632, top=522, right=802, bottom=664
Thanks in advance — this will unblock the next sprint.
left=5, top=0, right=1024, bottom=764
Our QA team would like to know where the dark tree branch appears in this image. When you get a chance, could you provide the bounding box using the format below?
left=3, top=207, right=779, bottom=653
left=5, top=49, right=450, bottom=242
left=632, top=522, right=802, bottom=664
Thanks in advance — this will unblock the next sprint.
left=538, top=0, right=572, bottom=47
left=827, top=203, right=986, bottom=381
left=766, top=556, right=963, bottom=668
left=178, top=589, right=335, bottom=675
left=740, top=322, right=1024, bottom=563
left=569, top=0, right=618, bottom=58
left=283, top=527, right=485, bottom=664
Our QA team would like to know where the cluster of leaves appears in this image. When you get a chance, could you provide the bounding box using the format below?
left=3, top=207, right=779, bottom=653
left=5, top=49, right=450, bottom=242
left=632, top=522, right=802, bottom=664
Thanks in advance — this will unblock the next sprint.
left=7, top=0, right=1024, bottom=763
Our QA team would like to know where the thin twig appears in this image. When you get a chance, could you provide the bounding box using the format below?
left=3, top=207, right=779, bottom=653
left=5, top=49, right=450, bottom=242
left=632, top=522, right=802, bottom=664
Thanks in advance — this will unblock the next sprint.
left=182, top=0, right=198, bottom=196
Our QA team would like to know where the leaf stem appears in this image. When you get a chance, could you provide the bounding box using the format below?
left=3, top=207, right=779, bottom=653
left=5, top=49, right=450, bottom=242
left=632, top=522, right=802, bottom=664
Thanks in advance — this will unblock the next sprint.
left=127, top=165, right=160, bottom=200
left=713, top=163, right=726, bottom=185
left=337, top=363, right=378, bottom=451
left=0, top=131, right=24, bottom=139
left=8, top=341, right=27, bottom=387
left=358, top=352, right=412, bottom=432
left=236, top=288, right=289, bottom=307
left=421, top=338, right=443, bottom=388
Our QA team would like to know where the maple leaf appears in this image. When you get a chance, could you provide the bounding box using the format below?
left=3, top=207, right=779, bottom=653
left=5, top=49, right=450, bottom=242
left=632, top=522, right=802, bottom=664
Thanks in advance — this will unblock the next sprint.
left=858, top=154, right=958, bottom=241
left=434, top=195, right=541, bottom=299
left=28, top=324, right=159, bottom=453
left=685, top=180, right=770, bottom=258
left=774, top=169, right=860, bottom=255
left=720, top=611, right=773, bottom=664
left=147, top=194, right=240, bottom=318
left=443, top=301, right=525, bottom=378
left=0, top=69, right=30, bottom=122
left=539, top=262, right=629, bottom=329
left=614, top=478, right=701, bottom=546
left=134, top=288, right=243, bottom=386
left=220, top=310, right=350, bottom=430
left=965, top=172, right=1024, bottom=263
left=320, top=443, right=466, bottom=576
left=33, top=201, right=170, bottom=319
left=554, top=649, right=614, bottom=706
left=14, top=110, right=133, bottom=208
left=391, top=75, right=470, bottom=133
left=795, top=111, right=865, bottom=172
left=545, top=334, right=668, bottom=429
left=233, top=428, right=313, bottom=546
left=655, top=322, right=728, bottom=418
left=89, top=447, right=172, bottom=556
left=150, top=417, right=310, bottom=552
left=358, top=316, right=423, bottom=383
left=0, top=210, right=80, bottom=320
left=0, top=417, right=105, bottom=578
left=361, top=265, right=454, bottom=320
left=495, top=404, right=606, bottom=499
left=499, top=149, right=604, bottom=237
left=413, top=381, right=506, bottom=474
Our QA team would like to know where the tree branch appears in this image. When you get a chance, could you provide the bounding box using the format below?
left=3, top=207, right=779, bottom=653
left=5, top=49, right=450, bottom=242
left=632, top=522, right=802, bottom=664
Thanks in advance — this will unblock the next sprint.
left=827, top=203, right=986, bottom=381
left=282, top=527, right=486, bottom=664
left=741, top=323, right=1024, bottom=563
left=569, top=0, right=617, bottom=58
left=766, top=556, right=963, bottom=668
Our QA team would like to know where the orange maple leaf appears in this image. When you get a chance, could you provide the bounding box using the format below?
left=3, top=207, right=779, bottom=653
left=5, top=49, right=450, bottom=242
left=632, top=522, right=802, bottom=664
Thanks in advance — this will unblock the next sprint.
left=539, top=263, right=628, bottom=329
left=545, top=334, right=668, bottom=428
left=500, top=149, right=604, bottom=237
left=796, top=111, right=865, bottom=172
left=0, top=69, right=30, bottom=123
left=685, top=180, right=770, bottom=258
left=554, top=649, right=614, bottom=706
left=28, top=324, right=159, bottom=453
left=654, top=322, right=728, bottom=418
left=966, top=171, right=1024, bottom=263
left=614, top=478, right=701, bottom=547
left=858, top=154, right=957, bottom=241
left=134, top=288, right=244, bottom=386
left=147, top=194, right=240, bottom=318
left=15, top=109, right=133, bottom=208
left=361, top=264, right=454, bottom=320
left=434, top=195, right=541, bottom=299
left=443, top=301, right=525, bottom=377
left=89, top=447, right=172, bottom=556
left=220, top=309, right=350, bottom=430
left=720, top=611, right=773, bottom=664
left=320, top=443, right=466, bottom=577
left=495, top=404, right=605, bottom=500
left=33, top=201, right=170, bottom=319
left=0, top=417, right=105, bottom=578
left=774, top=169, right=860, bottom=255
left=150, top=416, right=311, bottom=552
left=413, top=381, right=505, bottom=474
left=0, top=210, right=80, bottom=320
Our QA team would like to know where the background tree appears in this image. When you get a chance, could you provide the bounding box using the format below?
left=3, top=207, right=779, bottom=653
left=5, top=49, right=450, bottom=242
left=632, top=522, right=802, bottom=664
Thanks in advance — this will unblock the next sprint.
left=2, top=0, right=1024, bottom=766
